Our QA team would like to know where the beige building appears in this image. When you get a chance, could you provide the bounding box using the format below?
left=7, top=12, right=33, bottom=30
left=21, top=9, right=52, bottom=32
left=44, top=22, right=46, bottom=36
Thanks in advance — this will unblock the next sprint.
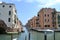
left=56, top=12, right=60, bottom=28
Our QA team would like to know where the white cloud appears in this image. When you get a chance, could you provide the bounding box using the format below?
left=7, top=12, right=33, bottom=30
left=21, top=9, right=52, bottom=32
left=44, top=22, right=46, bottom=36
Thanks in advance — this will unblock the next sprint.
left=25, top=0, right=34, bottom=3
left=25, top=0, right=60, bottom=7
left=44, top=0, right=60, bottom=7
left=25, top=0, right=49, bottom=3
left=11, top=0, right=21, bottom=2
left=24, top=0, right=57, bottom=7
left=0, top=0, right=22, bottom=2
left=36, top=0, right=60, bottom=8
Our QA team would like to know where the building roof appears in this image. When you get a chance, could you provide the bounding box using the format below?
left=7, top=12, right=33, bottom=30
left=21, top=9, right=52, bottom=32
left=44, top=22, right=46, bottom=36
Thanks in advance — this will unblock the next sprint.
left=0, top=2, right=14, bottom=5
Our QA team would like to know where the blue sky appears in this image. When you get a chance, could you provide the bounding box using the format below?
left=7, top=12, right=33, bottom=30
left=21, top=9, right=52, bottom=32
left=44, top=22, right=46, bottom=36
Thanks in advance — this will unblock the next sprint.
left=0, top=0, right=60, bottom=25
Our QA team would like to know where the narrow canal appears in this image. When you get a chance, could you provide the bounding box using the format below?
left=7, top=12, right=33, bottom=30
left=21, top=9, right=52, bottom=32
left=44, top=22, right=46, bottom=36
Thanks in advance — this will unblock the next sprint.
left=0, top=27, right=60, bottom=40
left=0, top=27, right=29, bottom=40
left=18, top=27, right=29, bottom=40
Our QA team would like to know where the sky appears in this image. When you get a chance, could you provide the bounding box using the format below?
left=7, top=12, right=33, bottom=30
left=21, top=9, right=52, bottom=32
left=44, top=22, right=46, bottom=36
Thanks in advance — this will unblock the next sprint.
left=0, top=0, right=60, bottom=25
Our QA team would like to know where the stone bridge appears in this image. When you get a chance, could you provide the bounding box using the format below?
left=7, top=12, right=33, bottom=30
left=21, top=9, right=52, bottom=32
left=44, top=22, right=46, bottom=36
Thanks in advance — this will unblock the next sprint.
left=0, top=20, right=8, bottom=34
left=0, top=20, right=20, bottom=34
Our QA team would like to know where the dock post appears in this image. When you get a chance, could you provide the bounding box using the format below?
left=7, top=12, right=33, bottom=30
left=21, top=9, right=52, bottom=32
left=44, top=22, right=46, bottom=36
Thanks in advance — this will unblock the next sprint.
left=29, top=32, right=30, bottom=40
left=44, top=34, right=47, bottom=40
left=11, top=34, right=13, bottom=40
left=44, top=32, right=47, bottom=40
left=54, top=31, right=55, bottom=40
left=25, top=36, right=27, bottom=40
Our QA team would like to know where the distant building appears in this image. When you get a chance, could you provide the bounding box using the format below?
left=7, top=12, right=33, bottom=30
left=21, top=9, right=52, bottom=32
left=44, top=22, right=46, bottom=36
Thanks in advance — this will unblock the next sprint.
left=56, top=12, right=60, bottom=28
left=17, top=20, right=22, bottom=32
left=0, top=2, right=22, bottom=32
left=26, top=16, right=37, bottom=28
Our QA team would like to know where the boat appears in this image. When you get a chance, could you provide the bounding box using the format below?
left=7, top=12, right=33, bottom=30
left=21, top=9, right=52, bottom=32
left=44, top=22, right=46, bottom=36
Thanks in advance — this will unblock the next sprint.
left=6, top=32, right=19, bottom=35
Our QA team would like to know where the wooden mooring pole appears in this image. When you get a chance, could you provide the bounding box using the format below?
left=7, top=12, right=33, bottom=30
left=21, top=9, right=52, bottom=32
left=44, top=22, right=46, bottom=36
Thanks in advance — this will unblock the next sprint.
left=29, top=32, right=30, bottom=40
left=54, top=31, right=55, bottom=40
left=25, top=36, right=27, bottom=40
left=44, top=34, right=47, bottom=40
left=44, top=32, right=47, bottom=40
left=11, top=34, right=13, bottom=40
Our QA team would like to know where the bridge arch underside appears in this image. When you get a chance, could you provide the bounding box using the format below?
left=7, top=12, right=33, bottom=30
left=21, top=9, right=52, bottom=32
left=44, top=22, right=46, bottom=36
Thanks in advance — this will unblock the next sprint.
left=0, top=20, right=7, bottom=34
left=0, top=27, right=6, bottom=34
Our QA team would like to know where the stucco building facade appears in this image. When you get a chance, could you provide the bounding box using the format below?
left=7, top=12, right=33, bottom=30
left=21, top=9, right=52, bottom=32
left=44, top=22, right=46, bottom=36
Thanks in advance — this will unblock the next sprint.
left=0, top=2, right=22, bottom=32
left=26, top=8, right=60, bottom=29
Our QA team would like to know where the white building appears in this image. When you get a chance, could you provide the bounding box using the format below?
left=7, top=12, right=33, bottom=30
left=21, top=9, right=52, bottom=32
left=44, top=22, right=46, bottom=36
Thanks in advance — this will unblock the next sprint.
left=0, top=2, right=18, bottom=29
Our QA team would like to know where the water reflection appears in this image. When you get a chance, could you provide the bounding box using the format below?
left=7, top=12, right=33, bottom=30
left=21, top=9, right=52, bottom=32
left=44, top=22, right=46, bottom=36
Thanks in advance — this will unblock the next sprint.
left=30, top=30, right=54, bottom=40
left=0, top=34, right=19, bottom=40
left=18, top=27, right=29, bottom=40
left=0, top=27, right=29, bottom=40
left=0, top=27, right=60, bottom=40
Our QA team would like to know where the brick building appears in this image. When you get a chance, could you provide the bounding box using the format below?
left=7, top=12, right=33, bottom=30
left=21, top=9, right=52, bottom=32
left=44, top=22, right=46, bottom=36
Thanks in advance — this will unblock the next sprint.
left=25, top=8, right=59, bottom=29
left=37, top=8, right=57, bottom=29
left=26, top=16, right=37, bottom=28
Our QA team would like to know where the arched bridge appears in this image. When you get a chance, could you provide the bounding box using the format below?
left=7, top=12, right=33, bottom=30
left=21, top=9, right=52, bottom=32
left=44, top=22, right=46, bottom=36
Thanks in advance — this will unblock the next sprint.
left=0, top=20, right=7, bottom=34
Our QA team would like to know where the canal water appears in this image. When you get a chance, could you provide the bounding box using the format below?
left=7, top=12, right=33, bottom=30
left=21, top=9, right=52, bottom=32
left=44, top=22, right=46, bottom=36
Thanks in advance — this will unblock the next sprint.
left=0, top=27, right=29, bottom=40
left=18, top=27, right=29, bottom=40
left=0, top=27, right=60, bottom=40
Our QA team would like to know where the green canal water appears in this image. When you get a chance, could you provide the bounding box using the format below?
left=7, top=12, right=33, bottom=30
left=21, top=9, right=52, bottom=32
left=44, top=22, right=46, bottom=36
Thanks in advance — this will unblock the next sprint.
left=0, top=27, right=29, bottom=40
left=30, top=30, right=60, bottom=40
left=0, top=27, right=60, bottom=40
left=0, top=34, right=19, bottom=40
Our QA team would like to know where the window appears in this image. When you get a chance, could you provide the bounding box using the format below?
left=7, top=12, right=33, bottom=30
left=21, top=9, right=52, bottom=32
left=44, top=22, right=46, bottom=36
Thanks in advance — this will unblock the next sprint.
left=45, top=14, right=46, bottom=17
left=8, top=18, right=11, bottom=22
left=9, top=11, right=11, bottom=15
left=38, top=14, right=39, bottom=17
left=9, top=5, right=12, bottom=8
left=52, top=15, right=54, bottom=17
left=39, top=25, right=40, bottom=27
left=36, top=22, right=39, bottom=24
left=48, top=19, right=49, bottom=22
left=53, top=25, right=54, bottom=27
left=45, top=25, right=50, bottom=27
left=48, top=14, right=49, bottom=17
left=45, top=25, right=47, bottom=27
left=48, top=25, right=50, bottom=27
left=36, top=19, right=39, bottom=21
left=59, top=25, right=60, bottom=27
left=3, top=5, right=5, bottom=7
left=15, top=10, right=17, bottom=13
left=14, top=20, right=16, bottom=23
left=45, top=19, right=46, bottom=22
